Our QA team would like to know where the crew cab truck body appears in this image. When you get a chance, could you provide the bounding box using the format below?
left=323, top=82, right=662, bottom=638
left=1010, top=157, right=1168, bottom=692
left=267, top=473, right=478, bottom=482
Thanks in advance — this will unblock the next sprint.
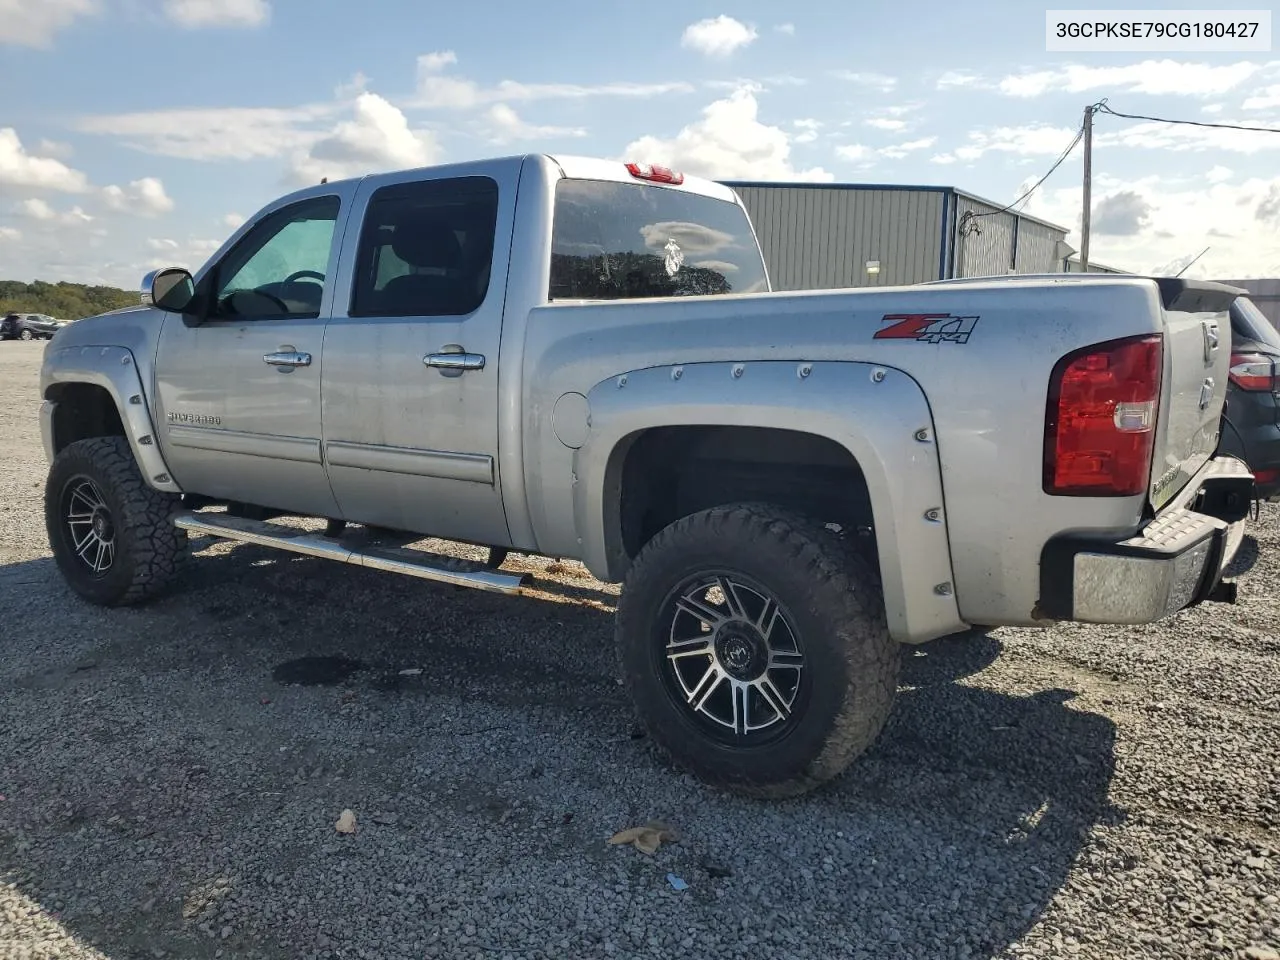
left=39, top=153, right=1253, bottom=798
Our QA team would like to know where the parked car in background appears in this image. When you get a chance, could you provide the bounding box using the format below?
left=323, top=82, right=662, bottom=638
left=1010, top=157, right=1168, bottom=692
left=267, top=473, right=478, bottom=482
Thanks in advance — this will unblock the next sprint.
left=1, top=313, right=62, bottom=340
left=1219, top=295, right=1280, bottom=500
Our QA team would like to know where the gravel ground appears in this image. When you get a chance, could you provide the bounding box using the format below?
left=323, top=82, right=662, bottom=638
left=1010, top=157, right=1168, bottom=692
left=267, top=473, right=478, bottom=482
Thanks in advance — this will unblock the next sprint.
left=1, top=338, right=1278, bottom=960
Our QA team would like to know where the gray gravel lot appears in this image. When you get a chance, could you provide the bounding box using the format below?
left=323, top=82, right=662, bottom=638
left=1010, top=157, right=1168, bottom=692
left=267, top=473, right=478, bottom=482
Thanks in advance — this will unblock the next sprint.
left=1, top=338, right=1278, bottom=960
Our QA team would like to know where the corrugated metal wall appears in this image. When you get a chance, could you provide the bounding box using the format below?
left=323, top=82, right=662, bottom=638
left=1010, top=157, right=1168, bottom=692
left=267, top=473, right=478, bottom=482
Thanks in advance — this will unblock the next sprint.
left=1014, top=219, right=1063, bottom=274
left=731, top=185, right=945, bottom=291
left=953, top=196, right=1016, bottom=278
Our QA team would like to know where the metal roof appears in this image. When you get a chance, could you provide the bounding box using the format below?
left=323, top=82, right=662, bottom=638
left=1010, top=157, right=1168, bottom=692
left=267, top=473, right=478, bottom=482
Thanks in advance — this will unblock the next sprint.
left=718, top=180, right=1070, bottom=235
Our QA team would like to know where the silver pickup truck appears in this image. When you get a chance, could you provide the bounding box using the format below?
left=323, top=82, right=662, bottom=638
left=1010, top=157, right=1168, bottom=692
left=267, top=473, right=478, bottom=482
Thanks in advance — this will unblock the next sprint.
left=39, top=153, right=1254, bottom=798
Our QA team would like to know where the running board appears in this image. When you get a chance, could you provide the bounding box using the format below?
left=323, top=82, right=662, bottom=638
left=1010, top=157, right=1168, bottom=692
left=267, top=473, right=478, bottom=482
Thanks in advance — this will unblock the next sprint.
left=173, top=512, right=530, bottom=596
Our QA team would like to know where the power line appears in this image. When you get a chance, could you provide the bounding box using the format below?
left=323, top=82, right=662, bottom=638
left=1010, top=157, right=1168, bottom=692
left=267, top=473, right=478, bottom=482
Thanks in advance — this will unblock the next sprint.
left=1096, top=101, right=1280, bottom=135
left=960, top=122, right=1085, bottom=230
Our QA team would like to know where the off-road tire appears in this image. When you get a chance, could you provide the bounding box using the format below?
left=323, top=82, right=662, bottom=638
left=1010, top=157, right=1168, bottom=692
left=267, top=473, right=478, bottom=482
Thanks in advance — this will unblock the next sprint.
left=615, top=502, right=899, bottom=799
left=45, top=436, right=188, bottom=607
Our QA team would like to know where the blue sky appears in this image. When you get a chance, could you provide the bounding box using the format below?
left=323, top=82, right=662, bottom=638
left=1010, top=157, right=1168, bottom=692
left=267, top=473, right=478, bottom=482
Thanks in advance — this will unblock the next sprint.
left=2, top=0, right=1278, bottom=288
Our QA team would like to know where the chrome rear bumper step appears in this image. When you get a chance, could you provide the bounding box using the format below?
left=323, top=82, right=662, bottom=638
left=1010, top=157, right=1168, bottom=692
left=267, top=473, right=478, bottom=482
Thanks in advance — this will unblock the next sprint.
left=173, top=512, right=529, bottom=596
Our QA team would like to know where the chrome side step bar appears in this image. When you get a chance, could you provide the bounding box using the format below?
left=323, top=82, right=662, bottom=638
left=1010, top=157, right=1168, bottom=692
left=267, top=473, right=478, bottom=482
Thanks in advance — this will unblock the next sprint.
left=173, top=512, right=530, bottom=596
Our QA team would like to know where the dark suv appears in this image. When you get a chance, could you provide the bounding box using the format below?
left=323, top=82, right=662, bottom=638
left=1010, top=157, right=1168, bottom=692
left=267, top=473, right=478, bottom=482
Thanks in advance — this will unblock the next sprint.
left=0, top=313, right=59, bottom=340
left=1219, top=295, right=1280, bottom=500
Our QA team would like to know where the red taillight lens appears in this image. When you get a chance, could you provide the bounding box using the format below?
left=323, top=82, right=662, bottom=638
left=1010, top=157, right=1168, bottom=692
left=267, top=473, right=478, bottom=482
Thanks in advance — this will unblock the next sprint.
left=1045, top=334, right=1163, bottom=496
left=625, top=162, right=685, bottom=185
left=1228, top=351, right=1276, bottom=391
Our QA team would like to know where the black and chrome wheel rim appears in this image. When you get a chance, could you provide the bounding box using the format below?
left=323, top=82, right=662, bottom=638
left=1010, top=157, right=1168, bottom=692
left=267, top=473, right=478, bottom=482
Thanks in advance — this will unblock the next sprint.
left=658, top=573, right=806, bottom=744
left=61, top=477, right=116, bottom=577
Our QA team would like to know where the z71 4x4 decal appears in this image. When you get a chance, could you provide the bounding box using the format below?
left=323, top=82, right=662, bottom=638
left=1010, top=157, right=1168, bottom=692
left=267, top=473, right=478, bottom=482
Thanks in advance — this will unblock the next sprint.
left=873, top=313, right=980, bottom=344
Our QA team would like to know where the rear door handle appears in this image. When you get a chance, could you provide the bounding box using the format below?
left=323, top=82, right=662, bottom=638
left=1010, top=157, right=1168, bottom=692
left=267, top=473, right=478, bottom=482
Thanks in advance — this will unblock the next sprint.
left=424, top=352, right=485, bottom=372
left=264, top=350, right=312, bottom=368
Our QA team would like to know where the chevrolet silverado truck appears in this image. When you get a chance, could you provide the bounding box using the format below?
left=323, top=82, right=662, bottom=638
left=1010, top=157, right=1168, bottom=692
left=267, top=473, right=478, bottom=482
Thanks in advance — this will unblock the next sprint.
left=39, top=154, right=1254, bottom=798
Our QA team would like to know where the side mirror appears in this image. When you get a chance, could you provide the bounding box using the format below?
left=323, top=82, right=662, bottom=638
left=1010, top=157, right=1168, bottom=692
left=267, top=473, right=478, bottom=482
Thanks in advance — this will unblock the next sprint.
left=141, top=267, right=196, bottom=313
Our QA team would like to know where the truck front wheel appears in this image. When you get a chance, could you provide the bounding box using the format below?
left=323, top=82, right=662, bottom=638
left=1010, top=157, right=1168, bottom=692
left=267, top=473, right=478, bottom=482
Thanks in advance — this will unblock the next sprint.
left=45, top=436, right=188, bottom=607
left=615, top=502, right=899, bottom=798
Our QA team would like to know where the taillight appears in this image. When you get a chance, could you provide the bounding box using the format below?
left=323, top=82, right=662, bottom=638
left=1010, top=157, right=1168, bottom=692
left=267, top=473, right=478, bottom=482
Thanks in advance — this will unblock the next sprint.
left=1228, top=351, right=1276, bottom=391
left=625, top=162, right=685, bottom=185
left=1044, top=334, right=1163, bottom=496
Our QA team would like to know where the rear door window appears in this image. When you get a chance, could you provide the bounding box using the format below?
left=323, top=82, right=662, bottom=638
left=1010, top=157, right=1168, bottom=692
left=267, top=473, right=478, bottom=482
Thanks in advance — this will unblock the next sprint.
left=349, top=176, right=499, bottom=318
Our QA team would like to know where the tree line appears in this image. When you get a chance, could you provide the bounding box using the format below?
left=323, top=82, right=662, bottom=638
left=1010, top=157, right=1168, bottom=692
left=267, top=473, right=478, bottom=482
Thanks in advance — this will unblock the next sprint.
left=1, top=280, right=137, bottom=321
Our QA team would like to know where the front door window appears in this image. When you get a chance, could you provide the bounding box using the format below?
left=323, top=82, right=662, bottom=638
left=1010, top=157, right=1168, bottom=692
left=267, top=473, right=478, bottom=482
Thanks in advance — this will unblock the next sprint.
left=208, top=195, right=340, bottom=321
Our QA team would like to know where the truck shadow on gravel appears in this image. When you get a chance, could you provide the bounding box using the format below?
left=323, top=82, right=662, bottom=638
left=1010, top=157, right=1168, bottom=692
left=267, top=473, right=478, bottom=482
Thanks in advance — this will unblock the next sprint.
left=0, top=543, right=1121, bottom=960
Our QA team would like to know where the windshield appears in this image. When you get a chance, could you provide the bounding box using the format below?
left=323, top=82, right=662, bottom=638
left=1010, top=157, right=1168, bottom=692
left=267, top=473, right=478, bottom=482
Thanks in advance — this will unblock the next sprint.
left=550, top=179, right=769, bottom=301
left=1232, top=296, right=1280, bottom=351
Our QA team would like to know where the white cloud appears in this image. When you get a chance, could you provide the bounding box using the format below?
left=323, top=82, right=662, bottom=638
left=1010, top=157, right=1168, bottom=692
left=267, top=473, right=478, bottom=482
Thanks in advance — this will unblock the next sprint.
left=413, top=51, right=694, bottom=110
left=0, top=0, right=95, bottom=47
left=418, top=50, right=458, bottom=74
left=880, top=137, right=937, bottom=160
left=1242, top=85, right=1280, bottom=110
left=934, top=124, right=1081, bottom=164
left=0, top=226, right=21, bottom=241
left=775, top=23, right=795, bottom=35
left=831, top=71, right=897, bottom=92
left=102, top=177, right=175, bottom=217
left=290, top=92, right=439, bottom=184
left=163, top=0, right=270, bottom=28
left=1203, top=103, right=1225, bottom=114
left=836, top=144, right=873, bottom=162
left=930, top=153, right=957, bottom=165
left=0, top=128, right=90, bottom=193
left=793, top=119, right=822, bottom=144
left=222, top=212, right=245, bottom=229
left=622, top=86, right=833, bottom=182
left=36, top=139, right=74, bottom=160
left=78, top=103, right=337, bottom=161
left=143, top=237, right=224, bottom=272
left=483, top=104, right=586, bottom=144
left=937, top=70, right=984, bottom=90
left=998, top=60, right=1265, bottom=98
left=866, top=118, right=907, bottom=132
left=680, top=16, right=758, bottom=57
left=18, top=198, right=92, bottom=223
left=1021, top=175, right=1280, bottom=277
left=1096, top=119, right=1280, bottom=156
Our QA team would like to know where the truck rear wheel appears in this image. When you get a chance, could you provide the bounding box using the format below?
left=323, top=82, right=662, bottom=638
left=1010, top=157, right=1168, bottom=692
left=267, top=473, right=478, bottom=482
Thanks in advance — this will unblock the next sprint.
left=615, top=502, right=899, bottom=798
left=45, top=436, right=188, bottom=607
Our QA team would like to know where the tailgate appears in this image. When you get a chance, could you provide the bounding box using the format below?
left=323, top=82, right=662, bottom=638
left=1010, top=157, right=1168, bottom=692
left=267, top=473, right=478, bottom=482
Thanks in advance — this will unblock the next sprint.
left=1148, top=279, right=1240, bottom=510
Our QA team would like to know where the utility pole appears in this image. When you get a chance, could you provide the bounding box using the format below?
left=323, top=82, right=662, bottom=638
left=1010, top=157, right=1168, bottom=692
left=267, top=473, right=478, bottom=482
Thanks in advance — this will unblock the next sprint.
left=1080, top=103, right=1093, bottom=273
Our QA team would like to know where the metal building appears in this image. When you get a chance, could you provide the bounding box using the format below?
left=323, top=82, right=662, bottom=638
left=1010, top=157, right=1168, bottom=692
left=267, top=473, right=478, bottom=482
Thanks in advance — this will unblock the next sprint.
left=722, top=180, right=1076, bottom=291
left=1063, top=257, right=1129, bottom=275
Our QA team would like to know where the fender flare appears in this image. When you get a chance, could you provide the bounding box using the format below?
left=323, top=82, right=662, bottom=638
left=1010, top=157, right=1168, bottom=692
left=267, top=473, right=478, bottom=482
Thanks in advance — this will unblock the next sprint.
left=41, top=345, right=183, bottom=494
left=569, top=359, right=965, bottom=644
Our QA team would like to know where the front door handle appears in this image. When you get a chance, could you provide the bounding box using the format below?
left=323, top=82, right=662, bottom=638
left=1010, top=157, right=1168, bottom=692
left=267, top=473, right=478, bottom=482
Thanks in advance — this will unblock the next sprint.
left=424, top=352, right=485, bottom=372
left=264, top=350, right=312, bottom=368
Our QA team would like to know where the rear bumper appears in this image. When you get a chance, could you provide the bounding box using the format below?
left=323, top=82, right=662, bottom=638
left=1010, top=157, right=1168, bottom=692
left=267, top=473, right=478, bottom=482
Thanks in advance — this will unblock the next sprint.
left=1038, top=456, right=1252, bottom=624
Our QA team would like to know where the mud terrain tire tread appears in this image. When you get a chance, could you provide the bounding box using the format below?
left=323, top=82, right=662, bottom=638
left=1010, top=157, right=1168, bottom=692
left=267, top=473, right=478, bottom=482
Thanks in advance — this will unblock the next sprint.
left=45, top=436, right=187, bottom=607
left=615, top=501, right=900, bottom=799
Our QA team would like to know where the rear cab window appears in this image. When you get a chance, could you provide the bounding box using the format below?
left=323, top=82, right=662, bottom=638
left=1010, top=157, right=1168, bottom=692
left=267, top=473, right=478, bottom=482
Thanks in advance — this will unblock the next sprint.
left=549, top=179, right=768, bottom=301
